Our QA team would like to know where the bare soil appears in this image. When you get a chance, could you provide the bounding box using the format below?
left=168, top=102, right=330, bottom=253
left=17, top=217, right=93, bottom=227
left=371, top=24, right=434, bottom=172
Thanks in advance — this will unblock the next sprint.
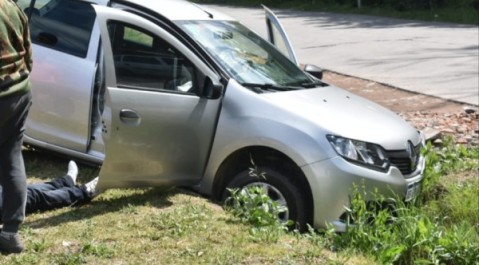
left=322, top=71, right=479, bottom=145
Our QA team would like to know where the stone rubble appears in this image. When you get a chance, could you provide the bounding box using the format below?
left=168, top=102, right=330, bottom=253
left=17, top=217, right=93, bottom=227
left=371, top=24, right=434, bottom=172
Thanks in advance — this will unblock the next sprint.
left=399, top=109, right=479, bottom=146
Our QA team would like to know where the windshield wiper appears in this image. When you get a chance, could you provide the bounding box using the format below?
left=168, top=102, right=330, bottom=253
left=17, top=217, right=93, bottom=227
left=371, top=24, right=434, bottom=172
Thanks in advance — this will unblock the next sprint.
left=300, top=81, right=323, bottom=88
left=241, top=83, right=303, bottom=92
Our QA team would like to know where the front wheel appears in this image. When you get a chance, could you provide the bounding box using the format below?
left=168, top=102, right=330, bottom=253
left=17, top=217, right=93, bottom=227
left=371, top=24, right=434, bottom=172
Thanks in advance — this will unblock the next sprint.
left=222, top=166, right=308, bottom=230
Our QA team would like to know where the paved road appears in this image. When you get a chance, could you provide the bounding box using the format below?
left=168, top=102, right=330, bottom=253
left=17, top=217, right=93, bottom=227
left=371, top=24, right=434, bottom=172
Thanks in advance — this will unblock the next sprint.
left=206, top=5, right=479, bottom=106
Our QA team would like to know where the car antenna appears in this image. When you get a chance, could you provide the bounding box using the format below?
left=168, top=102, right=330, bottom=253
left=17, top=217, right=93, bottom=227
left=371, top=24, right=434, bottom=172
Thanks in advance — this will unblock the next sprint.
left=193, top=4, right=214, bottom=19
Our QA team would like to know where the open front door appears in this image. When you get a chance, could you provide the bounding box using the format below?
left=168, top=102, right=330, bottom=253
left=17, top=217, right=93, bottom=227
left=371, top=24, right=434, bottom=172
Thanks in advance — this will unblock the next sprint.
left=93, top=5, right=222, bottom=189
left=263, top=5, right=299, bottom=66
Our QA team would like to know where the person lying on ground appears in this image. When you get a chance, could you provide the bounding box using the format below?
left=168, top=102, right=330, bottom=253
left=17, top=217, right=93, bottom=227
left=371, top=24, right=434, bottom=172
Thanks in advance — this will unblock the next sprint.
left=0, top=161, right=99, bottom=218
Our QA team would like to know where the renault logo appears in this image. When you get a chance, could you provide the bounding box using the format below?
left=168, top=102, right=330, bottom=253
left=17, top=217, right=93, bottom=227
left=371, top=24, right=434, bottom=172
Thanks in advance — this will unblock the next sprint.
left=406, top=141, right=418, bottom=170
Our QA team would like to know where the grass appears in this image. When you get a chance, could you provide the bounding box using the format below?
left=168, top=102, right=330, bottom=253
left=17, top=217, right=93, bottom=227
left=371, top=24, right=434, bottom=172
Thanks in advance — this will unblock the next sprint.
left=320, top=138, right=479, bottom=264
left=1, top=139, right=478, bottom=264
left=1, top=148, right=372, bottom=264
left=192, top=0, right=479, bottom=25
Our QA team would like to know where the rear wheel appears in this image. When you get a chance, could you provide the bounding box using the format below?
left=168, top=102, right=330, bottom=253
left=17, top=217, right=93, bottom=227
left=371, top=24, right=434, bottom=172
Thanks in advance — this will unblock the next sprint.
left=222, top=166, right=308, bottom=230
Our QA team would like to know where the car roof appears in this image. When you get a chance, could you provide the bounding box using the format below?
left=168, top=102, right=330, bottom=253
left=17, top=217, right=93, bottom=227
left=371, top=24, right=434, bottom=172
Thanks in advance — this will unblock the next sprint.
left=108, top=0, right=235, bottom=21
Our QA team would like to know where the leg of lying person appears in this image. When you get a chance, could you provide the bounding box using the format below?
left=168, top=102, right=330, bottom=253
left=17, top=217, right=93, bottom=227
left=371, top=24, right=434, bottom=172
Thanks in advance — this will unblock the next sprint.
left=25, top=177, right=99, bottom=215
left=27, top=161, right=78, bottom=193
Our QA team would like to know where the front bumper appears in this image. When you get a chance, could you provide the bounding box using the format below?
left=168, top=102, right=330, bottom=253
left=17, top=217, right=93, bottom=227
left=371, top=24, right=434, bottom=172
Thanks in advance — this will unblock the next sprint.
left=301, top=154, right=425, bottom=232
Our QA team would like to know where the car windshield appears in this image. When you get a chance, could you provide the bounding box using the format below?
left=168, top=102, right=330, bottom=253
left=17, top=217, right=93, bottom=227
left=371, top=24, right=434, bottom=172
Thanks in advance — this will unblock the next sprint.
left=177, top=20, right=313, bottom=88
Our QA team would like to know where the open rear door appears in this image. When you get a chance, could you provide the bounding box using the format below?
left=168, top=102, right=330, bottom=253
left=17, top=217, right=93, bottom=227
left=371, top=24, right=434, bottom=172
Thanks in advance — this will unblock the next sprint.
left=263, top=5, right=299, bottom=66
left=21, top=0, right=99, bottom=154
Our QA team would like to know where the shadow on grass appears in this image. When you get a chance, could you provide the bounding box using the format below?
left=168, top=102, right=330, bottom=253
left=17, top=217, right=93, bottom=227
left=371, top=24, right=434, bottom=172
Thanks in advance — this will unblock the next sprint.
left=23, top=146, right=100, bottom=182
left=21, top=147, right=213, bottom=229
left=24, top=187, right=181, bottom=229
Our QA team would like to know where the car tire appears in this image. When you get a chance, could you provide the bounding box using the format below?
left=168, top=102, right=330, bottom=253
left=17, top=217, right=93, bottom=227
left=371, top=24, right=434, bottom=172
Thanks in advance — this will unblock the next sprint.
left=222, top=166, right=308, bottom=231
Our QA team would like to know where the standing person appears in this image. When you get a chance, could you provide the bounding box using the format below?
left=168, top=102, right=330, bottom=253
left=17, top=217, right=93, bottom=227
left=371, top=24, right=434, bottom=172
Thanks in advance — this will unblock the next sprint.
left=0, top=0, right=33, bottom=254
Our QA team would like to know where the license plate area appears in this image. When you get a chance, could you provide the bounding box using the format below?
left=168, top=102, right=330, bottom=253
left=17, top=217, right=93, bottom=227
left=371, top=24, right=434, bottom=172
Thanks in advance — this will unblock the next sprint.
left=405, top=181, right=422, bottom=202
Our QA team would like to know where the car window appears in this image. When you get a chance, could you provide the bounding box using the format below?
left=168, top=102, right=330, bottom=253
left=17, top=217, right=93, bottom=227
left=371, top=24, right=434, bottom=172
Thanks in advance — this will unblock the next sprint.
left=107, top=21, right=196, bottom=94
left=17, top=0, right=96, bottom=58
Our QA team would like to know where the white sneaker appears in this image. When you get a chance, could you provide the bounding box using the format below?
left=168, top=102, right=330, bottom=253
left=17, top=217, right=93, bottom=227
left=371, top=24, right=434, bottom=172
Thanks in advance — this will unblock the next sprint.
left=67, top=160, right=78, bottom=185
left=82, top=177, right=100, bottom=198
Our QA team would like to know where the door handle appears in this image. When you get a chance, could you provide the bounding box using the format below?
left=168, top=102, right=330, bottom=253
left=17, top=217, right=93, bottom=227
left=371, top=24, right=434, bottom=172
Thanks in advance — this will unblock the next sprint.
left=119, top=109, right=141, bottom=126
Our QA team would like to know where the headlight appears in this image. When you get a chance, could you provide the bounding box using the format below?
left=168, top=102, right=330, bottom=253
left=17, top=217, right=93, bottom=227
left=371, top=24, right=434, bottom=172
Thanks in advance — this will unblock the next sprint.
left=327, top=135, right=390, bottom=172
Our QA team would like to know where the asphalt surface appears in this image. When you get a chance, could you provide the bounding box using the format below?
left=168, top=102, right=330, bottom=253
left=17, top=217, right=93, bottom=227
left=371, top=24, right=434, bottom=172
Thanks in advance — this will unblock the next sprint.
left=206, top=5, right=479, bottom=106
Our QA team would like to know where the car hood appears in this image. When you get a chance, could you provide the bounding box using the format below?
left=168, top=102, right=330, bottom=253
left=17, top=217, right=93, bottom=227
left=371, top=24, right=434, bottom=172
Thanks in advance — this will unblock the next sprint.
left=261, top=85, right=421, bottom=150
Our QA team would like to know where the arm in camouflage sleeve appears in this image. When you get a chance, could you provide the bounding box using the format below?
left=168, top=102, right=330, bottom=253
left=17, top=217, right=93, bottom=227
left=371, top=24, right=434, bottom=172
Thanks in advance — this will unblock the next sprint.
left=23, top=11, right=32, bottom=72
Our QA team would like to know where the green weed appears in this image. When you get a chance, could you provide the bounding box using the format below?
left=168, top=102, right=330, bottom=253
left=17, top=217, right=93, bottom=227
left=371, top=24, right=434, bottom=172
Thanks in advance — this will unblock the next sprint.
left=224, top=163, right=292, bottom=242
left=322, top=189, right=479, bottom=264
left=298, top=138, right=479, bottom=265
left=420, top=136, right=478, bottom=200
left=225, top=185, right=291, bottom=242
left=81, top=241, right=114, bottom=258
left=317, top=138, right=479, bottom=264
left=220, top=139, right=479, bottom=263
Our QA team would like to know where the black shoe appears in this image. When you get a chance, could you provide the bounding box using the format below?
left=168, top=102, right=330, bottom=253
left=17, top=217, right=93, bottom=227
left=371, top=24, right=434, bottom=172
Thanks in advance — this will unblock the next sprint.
left=0, top=233, right=24, bottom=254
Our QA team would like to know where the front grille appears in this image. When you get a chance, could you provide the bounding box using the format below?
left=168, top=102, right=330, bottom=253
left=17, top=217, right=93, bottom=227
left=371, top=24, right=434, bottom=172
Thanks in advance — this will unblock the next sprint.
left=386, top=144, right=421, bottom=176
left=389, top=156, right=415, bottom=175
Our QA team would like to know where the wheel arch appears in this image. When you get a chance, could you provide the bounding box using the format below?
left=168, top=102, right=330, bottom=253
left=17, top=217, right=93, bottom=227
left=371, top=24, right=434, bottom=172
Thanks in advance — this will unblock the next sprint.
left=211, top=146, right=314, bottom=223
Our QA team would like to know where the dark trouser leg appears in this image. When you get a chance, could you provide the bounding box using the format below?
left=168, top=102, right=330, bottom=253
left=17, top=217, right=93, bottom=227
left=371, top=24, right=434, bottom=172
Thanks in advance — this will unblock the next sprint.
left=27, top=175, right=75, bottom=192
left=0, top=176, right=85, bottom=216
left=0, top=90, right=32, bottom=233
left=26, top=183, right=90, bottom=215
left=0, top=186, right=3, bottom=221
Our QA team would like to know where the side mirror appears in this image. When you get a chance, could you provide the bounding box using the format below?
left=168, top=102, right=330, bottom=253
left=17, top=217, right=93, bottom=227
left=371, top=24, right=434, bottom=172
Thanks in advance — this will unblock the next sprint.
left=304, top=64, right=323, bottom=80
left=202, top=76, right=223, bottom=99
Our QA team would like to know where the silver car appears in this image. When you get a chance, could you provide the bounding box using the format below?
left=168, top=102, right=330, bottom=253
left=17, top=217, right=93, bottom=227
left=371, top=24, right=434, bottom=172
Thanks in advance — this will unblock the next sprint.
left=18, top=0, right=425, bottom=231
